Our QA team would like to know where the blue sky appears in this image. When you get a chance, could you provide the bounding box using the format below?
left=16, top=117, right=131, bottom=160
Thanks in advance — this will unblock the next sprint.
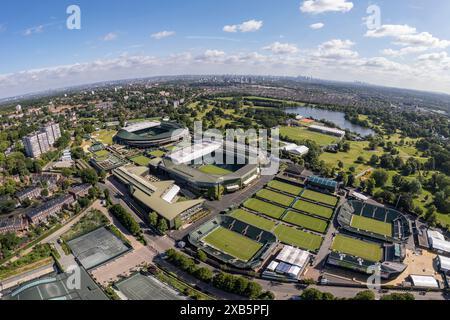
left=1, top=0, right=450, bottom=98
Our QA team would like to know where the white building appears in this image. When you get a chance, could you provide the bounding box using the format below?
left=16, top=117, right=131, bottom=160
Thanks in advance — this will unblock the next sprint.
left=123, top=121, right=161, bottom=133
left=282, top=143, right=309, bottom=156
left=23, top=123, right=62, bottom=158
left=409, top=275, right=440, bottom=289
left=437, top=255, right=450, bottom=274
left=263, top=245, right=311, bottom=280
left=309, top=125, right=345, bottom=138
left=168, top=141, right=222, bottom=165
left=427, top=229, right=450, bottom=256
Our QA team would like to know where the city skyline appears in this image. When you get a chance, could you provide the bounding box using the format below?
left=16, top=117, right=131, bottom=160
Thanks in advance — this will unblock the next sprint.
left=1, top=0, right=450, bottom=98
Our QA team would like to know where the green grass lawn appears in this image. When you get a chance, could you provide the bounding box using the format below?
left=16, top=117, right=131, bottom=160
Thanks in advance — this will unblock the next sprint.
left=148, top=150, right=166, bottom=158
left=280, top=126, right=338, bottom=146
left=230, top=209, right=276, bottom=232
left=301, top=190, right=338, bottom=207
left=351, top=215, right=393, bottom=237
left=267, top=180, right=303, bottom=196
left=93, top=129, right=116, bottom=145
left=202, top=227, right=262, bottom=262
left=198, top=165, right=233, bottom=176
left=130, top=155, right=152, bottom=166
left=292, top=200, right=334, bottom=220
left=331, top=234, right=383, bottom=262
left=94, top=149, right=110, bottom=158
left=282, top=211, right=328, bottom=234
left=62, top=210, right=109, bottom=241
left=256, top=189, right=295, bottom=207
left=243, top=198, right=286, bottom=219
left=274, top=225, right=323, bottom=251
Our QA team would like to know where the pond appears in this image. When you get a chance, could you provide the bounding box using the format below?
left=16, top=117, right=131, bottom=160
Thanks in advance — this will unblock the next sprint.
left=285, top=106, right=375, bottom=137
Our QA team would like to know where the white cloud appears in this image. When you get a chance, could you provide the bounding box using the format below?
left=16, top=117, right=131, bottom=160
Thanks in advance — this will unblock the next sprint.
left=102, top=32, right=118, bottom=41
left=300, top=0, right=353, bottom=14
left=315, top=39, right=358, bottom=60
left=23, top=25, right=44, bottom=36
left=151, top=30, right=176, bottom=40
left=366, top=24, right=450, bottom=49
left=310, top=22, right=325, bottom=30
left=381, top=46, right=428, bottom=57
left=223, top=19, right=263, bottom=33
left=263, top=42, right=299, bottom=54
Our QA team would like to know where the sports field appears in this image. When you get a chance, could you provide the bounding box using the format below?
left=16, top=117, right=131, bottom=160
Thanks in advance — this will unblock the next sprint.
left=274, top=225, right=323, bottom=251
left=230, top=209, right=276, bottom=232
left=301, top=190, right=338, bottom=207
left=92, top=129, right=116, bottom=145
left=351, top=215, right=393, bottom=237
left=293, top=200, right=334, bottom=219
left=243, top=198, right=286, bottom=219
left=267, top=180, right=303, bottom=196
left=130, top=155, right=152, bottom=166
left=331, top=234, right=383, bottom=262
left=198, top=164, right=233, bottom=176
left=256, top=189, right=295, bottom=207
left=202, top=227, right=262, bottom=262
left=282, top=211, right=328, bottom=234
left=148, top=150, right=166, bottom=158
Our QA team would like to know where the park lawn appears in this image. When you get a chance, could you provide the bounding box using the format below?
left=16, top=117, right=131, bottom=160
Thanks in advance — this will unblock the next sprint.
left=351, top=215, right=393, bottom=237
left=268, top=180, right=303, bottom=196
left=230, top=209, right=276, bottom=232
left=256, top=189, right=295, bottom=207
left=148, top=150, right=166, bottom=158
left=280, top=126, right=338, bottom=146
left=198, top=165, right=233, bottom=176
left=130, top=155, right=152, bottom=166
left=92, top=129, right=116, bottom=145
left=331, top=234, right=383, bottom=262
left=274, top=225, right=323, bottom=252
left=202, top=227, right=262, bottom=262
left=301, top=190, right=338, bottom=207
left=282, top=211, right=328, bottom=234
left=293, top=200, right=334, bottom=220
left=243, top=199, right=286, bottom=219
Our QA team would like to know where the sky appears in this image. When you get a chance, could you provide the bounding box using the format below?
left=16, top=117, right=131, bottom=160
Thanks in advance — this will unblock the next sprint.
left=1, top=0, right=450, bottom=98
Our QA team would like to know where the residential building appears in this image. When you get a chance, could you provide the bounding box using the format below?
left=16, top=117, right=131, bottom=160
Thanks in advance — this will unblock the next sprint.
left=26, top=194, right=74, bottom=224
left=16, top=186, right=42, bottom=202
left=0, top=216, right=28, bottom=234
left=23, top=123, right=62, bottom=158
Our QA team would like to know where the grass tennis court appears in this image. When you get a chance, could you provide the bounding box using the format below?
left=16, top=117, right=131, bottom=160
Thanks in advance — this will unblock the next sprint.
left=351, top=215, right=393, bottom=237
left=301, top=190, right=338, bottom=207
left=202, top=227, right=262, bottom=262
left=293, top=200, right=334, bottom=219
left=267, top=180, right=303, bottom=196
left=243, top=198, right=286, bottom=219
left=282, top=211, right=328, bottom=234
left=198, top=164, right=233, bottom=176
left=256, top=189, right=295, bottom=207
left=331, top=234, right=383, bottom=262
left=280, top=126, right=338, bottom=146
left=274, top=225, right=323, bottom=251
left=130, top=155, right=152, bottom=166
left=148, top=150, right=166, bottom=158
left=230, top=209, right=276, bottom=232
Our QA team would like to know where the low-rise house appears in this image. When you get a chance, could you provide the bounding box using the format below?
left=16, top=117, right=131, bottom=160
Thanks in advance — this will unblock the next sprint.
left=26, top=195, right=74, bottom=224
left=16, top=186, right=42, bottom=202
left=0, top=216, right=28, bottom=234
left=69, top=184, right=92, bottom=199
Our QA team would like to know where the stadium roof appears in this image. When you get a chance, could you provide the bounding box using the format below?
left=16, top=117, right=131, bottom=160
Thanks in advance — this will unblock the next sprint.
left=168, top=141, right=222, bottom=164
left=113, top=166, right=204, bottom=221
left=123, top=121, right=161, bottom=133
left=438, top=255, right=450, bottom=272
left=410, top=275, right=439, bottom=288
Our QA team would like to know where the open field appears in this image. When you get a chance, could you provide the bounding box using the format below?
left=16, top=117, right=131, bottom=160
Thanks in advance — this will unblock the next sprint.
left=256, top=189, right=295, bottom=207
left=331, top=234, right=383, bottom=262
left=243, top=199, right=286, bottom=219
left=293, top=200, right=334, bottom=219
left=274, top=225, right=323, bottom=251
left=280, top=126, right=338, bottom=146
left=130, top=155, right=152, bottom=167
left=92, top=129, right=116, bottom=145
left=301, top=190, right=338, bottom=207
left=148, top=150, right=166, bottom=158
left=282, top=211, right=328, bottom=234
left=267, top=180, right=303, bottom=196
left=198, top=164, right=233, bottom=176
left=351, top=215, right=393, bottom=237
left=230, top=209, right=276, bottom=232
left=202, top=227, right=262, bottom=262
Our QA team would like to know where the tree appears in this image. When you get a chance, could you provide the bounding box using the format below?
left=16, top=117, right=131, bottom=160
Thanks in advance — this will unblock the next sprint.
left=148, top=212, right=158, bottom=226
left=194, top=267, right=213, bottom=283
left=157, top=218, right=168, bottom=233
left=372, top=169, right=389, bottom=187
left=80, top=168, right=98, bottom=185
left=197, top=250, right=208, bottom=262
left=369, top=155, right=379, bottom=166
left=353, top=290, right=376, bottom=300
left=380, top=292, right=415, bottom=300
left=300, top=288, right=334, bottom=301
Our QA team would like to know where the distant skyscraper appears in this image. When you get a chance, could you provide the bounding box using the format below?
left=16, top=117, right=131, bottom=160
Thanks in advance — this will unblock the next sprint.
left=23, top=122, right=62, bottom=158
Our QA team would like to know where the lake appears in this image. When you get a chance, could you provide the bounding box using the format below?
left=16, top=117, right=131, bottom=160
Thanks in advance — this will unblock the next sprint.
left=285, top=106, right=375, bottom=137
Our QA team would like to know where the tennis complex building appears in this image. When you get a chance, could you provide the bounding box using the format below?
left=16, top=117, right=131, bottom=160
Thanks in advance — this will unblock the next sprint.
left=113, top=165, right=204, bottom=229
left=156, top=141, right=270, bottom=195
left=113, top=121, right=189, bottom=148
